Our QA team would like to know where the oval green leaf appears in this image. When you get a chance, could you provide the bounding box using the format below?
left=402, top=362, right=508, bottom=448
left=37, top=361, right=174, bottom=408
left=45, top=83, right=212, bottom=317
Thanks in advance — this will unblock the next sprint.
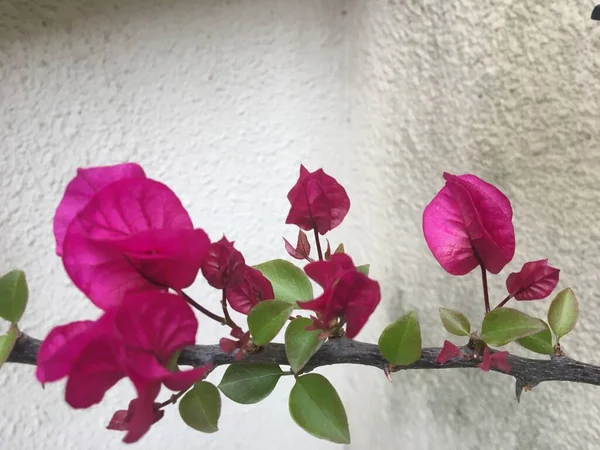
left=0, top=270, right=28, bottom=324
left=517, top=321, right=554, bottom=355
left=248, top=300, right=294, bottom=345
left=253, top=259, right=313, bottom=304
left=179, top=381, right=221, bottom=433
left=356, top=264, right=370, bottom=276
left=285, top=317, right=324, bottom=373
left=289, top=373, right=350, bottom=444
left=378, top=311, right=422, bottom=365
left=481, top=308, right=546, bottom=346
left=218, top=364, right=283, bottom=404
left=548, top=287, right=579, bottom=340
left=0, top=325, right=19, bottom=370
left=439, top=307, right=471, bottom=337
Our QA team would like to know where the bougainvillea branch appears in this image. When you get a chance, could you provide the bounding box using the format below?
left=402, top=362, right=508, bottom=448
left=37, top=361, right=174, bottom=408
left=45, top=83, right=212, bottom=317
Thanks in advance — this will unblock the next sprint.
left=9, top=333, right=600, bottom=395
left=0, top=162, right=591, bottom=445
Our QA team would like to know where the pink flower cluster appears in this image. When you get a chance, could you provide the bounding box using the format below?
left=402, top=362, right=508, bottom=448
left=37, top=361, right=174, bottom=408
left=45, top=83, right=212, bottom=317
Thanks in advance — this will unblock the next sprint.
left=423, top=173, right=561, bottom=373
left=38, top=162, right=382, bottom=442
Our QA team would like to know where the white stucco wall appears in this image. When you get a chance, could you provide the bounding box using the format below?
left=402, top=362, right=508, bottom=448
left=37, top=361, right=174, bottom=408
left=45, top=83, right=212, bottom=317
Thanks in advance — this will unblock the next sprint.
left=1, top=1, right=600, bottom=449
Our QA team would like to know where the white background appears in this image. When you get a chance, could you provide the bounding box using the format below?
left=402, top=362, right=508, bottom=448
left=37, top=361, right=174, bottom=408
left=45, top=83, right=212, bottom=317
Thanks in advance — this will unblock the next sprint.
left=1, top=1, right=600, bottom=449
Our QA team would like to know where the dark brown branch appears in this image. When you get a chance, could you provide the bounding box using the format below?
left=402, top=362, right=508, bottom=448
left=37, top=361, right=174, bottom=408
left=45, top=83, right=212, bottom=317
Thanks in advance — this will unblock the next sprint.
left=8, top=334, right=600, bottom=398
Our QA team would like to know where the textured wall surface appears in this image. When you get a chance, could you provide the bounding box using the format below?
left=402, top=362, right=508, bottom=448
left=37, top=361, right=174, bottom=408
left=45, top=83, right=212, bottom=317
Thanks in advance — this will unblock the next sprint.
left=1, top=0, right=599, bottom=449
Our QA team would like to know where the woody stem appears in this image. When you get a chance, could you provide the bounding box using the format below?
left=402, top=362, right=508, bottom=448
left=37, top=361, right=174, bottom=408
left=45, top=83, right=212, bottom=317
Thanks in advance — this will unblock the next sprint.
left=313, top=228, right=324, bottom=261
left=180, top=291, right=226, bottom=325
left=480, top=264, right=490, bottom=313
left=157, top=389, right=188, bottom=409
left=495, top=294, right=513, bottom=309
left=221, top=289, right=240, bottom=330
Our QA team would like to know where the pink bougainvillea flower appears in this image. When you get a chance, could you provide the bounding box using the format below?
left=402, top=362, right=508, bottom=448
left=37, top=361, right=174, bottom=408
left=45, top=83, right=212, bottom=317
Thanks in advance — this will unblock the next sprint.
left=201, top=236, right=246, bottom=290
left=285, top=165, right=351, bottom=235
left=219, top=327, right=252, bottom=360
left=478, top=347, right=511, bottom=374
left=226, top=266, right=274, bottom=314
left=53, top=163, right=146, bottom=256
left=506, top=259, right=560, bottom=301
left=298, top=253, right=380, bottom=339
left=423, top=172, right=515, bottom=275
left=283, top=229, right=312, bottom=261
left=37, top=292, right=211, bottom=443
left=61, top=177, right=210, bottom=310
left=107, top=398, right=164, bottom=432
left=435, top=340, right=462, bottom=364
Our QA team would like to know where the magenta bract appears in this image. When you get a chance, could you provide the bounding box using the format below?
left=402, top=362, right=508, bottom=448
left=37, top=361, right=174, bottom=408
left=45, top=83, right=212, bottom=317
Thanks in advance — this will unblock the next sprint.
left=435, top=340, right=462, bottom=364
left=423, top=173, right=515, bottom=275
left=285, top=165, right=350, bottom=235
left=53, top=163, right=146, bottom=256
left=201, top=236, right=246, bottom=290
left=60, top=176, right=210, bottom=310
left=298, top=253, right=380, bottom=339
left=226, top=266, right=274, bottom=314
left=506, top=259, right=560, bottom=300
left=36, top=292, right=211, bottom=443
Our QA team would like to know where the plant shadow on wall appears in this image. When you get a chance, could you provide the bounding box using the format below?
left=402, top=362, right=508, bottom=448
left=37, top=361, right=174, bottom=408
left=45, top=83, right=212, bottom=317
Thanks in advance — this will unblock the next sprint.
left=4, top=159, right=600, bottom=446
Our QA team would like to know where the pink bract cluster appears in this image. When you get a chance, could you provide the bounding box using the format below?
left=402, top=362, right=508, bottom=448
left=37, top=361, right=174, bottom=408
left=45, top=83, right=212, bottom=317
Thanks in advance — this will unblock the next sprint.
left=37, top=162, right=382, bottom=442
left=423, top=173, right=561, bottom=373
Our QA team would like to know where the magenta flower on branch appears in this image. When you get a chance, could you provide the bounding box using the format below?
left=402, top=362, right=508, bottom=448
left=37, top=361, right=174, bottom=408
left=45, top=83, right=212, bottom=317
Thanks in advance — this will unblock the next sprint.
left=435, top=340, right=462, bottom=364
left=298, top=253, right=381, bottom=339
left=285, top=165, right=350, bottom=235
left=226, top=266, right=274, bottom=314
left=53, top=163, right=146, bottom=256
left=201, top=236, right=246, bottom=290
left=283, top=229, right=312, bottom=261
left=422, top=173, right=515, bottom=275
left=55, top=164, right=211, bottom=310
left=36, top=292, right=211, bottom=443
left=506, top=259, right=560, bottom=300
left=478, top=347, right=511, bottom=374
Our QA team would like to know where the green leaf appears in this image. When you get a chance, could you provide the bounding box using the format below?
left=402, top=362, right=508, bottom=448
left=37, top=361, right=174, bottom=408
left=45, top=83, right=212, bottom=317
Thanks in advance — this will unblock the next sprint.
left=377, top=311, right=422, bottom=365
left=334, top=243, right=344, bottom=254
left=0, top=325, right=19, bottom=370
left=285, top=317, right=324, bottom=373
left=248, top=300, right=294, bottom=345
left=517, top=322, right=554, bottom=355
left=356, top=264, right=370, bottom=276
left=289, top=373, right=350, bottom=444
left=548, top=287, right=579, bottom=340
left=481, top=308, right=546, bottom=346
left=0, top=270, right=28, bottom=324
left=218, top=364, right=283, bottom=404
left=179, top=381, right=221, bottom=433
left=439, top=308, right=471, bottom=337
left=253, top=259, right=313, bottom=304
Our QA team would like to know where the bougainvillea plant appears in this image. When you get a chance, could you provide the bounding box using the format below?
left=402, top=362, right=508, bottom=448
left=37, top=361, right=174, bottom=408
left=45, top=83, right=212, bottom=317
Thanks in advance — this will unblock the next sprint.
left=0, top=164, right=583, bottom=445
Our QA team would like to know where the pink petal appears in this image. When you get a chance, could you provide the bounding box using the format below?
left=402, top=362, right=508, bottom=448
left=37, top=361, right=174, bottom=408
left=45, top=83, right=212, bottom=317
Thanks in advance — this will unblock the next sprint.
left=62, top=178, right=202, bottom=309
left=491, top=351, right=511, bottom=373
left=162, top=365, right=212, bottom=391
left=285, top=166, right=351, bottom=235
left=107, top=409, right=130, bottom=431
left=226, top=266, right=274, bottom=314
left=423, top=173, right=515, bottom=275
left=304, top=253, right=355, bottom=289
left=36, top=320, right=95, bottom=383
left=283, top=229, right=311, bottom=260
left=201, top=237, right=246, bottom=290
left=506, top=259, right=560, bottom=301
left=123, top=382, right=162, bottom=444
left=219, top=337, right=239, bottom=353
left=53, top=163, right=146, bottom=256
left=436, top=340, right=462, bottom=364
left=335, top=272, right=381, bottom=339
left=65, top=339, right=125, bottom=409
left=477, top=347, right=492, bottom=372
left=114, top=292, right=198, bottom=362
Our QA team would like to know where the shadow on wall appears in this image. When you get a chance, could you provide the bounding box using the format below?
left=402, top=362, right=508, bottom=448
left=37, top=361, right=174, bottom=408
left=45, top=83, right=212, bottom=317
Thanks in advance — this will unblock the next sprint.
left=346, top=1, right=600, bottom=449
